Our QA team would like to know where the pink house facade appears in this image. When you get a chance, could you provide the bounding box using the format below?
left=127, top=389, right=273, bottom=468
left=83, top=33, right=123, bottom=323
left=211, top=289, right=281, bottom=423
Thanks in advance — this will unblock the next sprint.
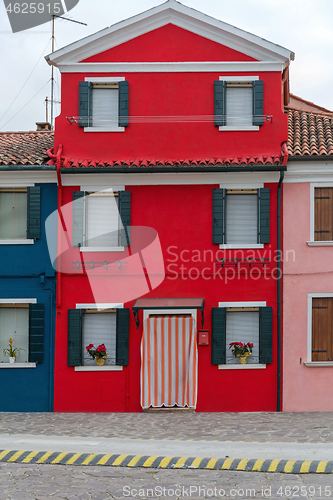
left=283, top=103, right=333, bottom=411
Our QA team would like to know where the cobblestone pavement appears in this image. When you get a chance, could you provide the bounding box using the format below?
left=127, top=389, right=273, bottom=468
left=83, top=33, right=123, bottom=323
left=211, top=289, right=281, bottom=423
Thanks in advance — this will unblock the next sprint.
left=1, top=462, right=333, bottom=500
left=0, top=412, right=333, bottom=443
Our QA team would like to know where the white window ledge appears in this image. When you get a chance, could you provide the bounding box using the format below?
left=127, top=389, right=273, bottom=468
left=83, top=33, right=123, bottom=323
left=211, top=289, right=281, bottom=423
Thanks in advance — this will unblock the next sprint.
left=219, top=244, right=264, bottom=250
left=0, top=363, right=36, bottom=368
left=304, top=361, right=333, bottom=367
left=307, top=241, right=333, bottom=247
left=84, top=127, right=125, bottom=133
left=0, top=239, right=34, bottom=245
left=219, top=126, right=259, bottom=132
left=80, top=247, right=125, bottom=253
left=74, top=366, right=123, bottom=372
left=218, top=364, right=266, bottom=370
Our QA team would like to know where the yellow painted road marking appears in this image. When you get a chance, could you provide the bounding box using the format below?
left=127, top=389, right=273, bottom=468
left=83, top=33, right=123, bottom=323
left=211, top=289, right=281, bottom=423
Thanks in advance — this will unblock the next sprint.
left=317, top=461, right=328, bottom=473
left=82, top=454, right=98, bottom=465
left=0, top=451, right=11, bottom=461
left=159, top=457, right=172, bottom=468
left=284, top=460, right=296, bottom=473
left=37, top=452, right=53, bottom=463
left=221, top=458, right=234, bottom=470
left=252, top=459, right=265, bottom=471
left=8, top=451, right=25, bottom=462
left=127, top=455, right=142, bottom=467
left=66, top=453, right=83, bottom=465
left=143, top=456, right=158, bottom=467
left=268, top=459, right=280, bottom=472
left=300, top=461, right=312, bottom=473
left=206, top=458, right=218, bottom=469
left=112, top=454, right=128, bottom=466
left=190, top=457, right=203, bottom=468
left=52, top=452, right=69, bottom=464
left=22, top=451, right=39, bottom=463
left=97, top=454, right=113, bottom=465
left=173, top=457, right=188, bottom=468
left=237, top=459, right=249, bottom=470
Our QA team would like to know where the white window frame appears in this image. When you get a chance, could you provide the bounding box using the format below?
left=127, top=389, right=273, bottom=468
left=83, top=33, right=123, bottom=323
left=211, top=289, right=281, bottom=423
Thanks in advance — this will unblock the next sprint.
left=218, top=301, right=266, bottom=370
left=74, top=302, right=124, bottom=371
left=305, top=293, right=333, bottom=367
left=84, top=77, right=126, bottom=133
left=307, top=183, right=333, bottom=246
left=218, top=76, right=259, bottom=132
left=143, top=309, right=197, bottom=323
left=0, top=187, right=35, bottom=245
left=219, top=184, right=264, bottom=250
left=79, top=187, right=125, bottom=253
left=0, top=298, right=37, bottom=368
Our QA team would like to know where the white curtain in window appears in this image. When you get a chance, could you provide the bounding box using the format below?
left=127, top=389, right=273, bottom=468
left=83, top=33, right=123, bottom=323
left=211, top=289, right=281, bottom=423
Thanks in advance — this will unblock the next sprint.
left=83, top=312, right=116, bottom=365
left=226, top=311, right=259, bottom=364
left=226, top=194, right=257, bottom=244
left=0, top=308, right=29, bottom=362
left=86, top=195, right=119, bottom=247
left=226, top=87, right=252, bottom=127
left=92, top=88, right=118, bottom=127
left=0, top=192, right=27, bottom=239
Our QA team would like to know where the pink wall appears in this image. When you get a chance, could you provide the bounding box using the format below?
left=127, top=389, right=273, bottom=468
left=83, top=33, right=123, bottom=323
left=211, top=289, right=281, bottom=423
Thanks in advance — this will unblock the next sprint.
left=283, top=182, right=333, bottom=411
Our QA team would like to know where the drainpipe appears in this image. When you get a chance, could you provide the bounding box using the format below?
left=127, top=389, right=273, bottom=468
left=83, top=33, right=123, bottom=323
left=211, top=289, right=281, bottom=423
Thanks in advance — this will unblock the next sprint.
left=40, top=276, right=56, bottom=412
left=277, top=143, right=288, bottom=411
left=55, top=145, right=63, bottom=308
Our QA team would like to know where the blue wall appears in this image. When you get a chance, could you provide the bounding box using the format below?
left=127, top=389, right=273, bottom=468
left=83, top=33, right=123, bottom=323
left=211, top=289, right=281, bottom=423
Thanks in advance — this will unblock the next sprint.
left=0, top=183, right=57, bottom=412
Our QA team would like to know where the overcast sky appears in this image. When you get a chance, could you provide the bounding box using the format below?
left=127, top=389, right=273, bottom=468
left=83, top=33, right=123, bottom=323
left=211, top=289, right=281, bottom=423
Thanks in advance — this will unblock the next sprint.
left=1, top=0, right=333, bottom=132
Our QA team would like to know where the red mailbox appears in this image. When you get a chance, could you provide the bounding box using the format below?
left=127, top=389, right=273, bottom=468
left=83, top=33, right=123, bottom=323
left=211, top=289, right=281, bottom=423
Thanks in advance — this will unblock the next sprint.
left=198, top=330, right=209, bottom=346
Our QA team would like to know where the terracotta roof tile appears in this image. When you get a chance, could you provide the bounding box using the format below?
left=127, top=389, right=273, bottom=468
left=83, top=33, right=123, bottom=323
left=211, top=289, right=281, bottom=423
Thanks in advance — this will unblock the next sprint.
left=0, top=131, right=54, bottom=165
left=287, top=108, right=333, bottom=157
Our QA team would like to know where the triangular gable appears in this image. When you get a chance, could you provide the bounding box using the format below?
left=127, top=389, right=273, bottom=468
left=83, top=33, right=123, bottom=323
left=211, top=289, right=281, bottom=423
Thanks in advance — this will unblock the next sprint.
left=46, top=0, right=294, bottom=68
left=80, top=24, right=257, bottom=63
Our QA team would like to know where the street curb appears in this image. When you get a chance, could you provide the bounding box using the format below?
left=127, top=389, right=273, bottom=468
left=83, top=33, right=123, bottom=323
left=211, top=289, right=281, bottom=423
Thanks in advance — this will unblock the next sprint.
left=0, top=450, right=333, bottom=473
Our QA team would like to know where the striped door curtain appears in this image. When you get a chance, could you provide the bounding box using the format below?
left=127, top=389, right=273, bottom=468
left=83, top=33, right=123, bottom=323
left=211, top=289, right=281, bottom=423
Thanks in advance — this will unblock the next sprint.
left=141, top=315, right=198, bottom=409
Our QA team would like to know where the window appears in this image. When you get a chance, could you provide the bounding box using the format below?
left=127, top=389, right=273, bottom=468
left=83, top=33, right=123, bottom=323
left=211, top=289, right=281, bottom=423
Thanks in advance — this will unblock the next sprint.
left=314, top=187, right=333, bottom=241
left=311, top=297, right=333, bottom=362
left=0, top=187, right=40, bottom=242
left=72, top=190, right=131, bottom=251
left=78, top=79, right=129, bottom=131
left=67, top=307, right=129, bottom=367
left=0, top=302, right=44, bottom=364
left=211, top=304, right=272, bottom=366
left=214, top=78, right=263, bottom=130
left=212, top=188, right=270, bottom=247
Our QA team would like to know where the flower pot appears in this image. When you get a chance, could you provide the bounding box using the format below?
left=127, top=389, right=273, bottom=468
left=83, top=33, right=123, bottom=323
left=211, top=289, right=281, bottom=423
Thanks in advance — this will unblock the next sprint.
left=9, top=357, right=15, bottom=363
left=95, top=356, right=106, bottom=366
left=237, top=353, right=252, bottom=364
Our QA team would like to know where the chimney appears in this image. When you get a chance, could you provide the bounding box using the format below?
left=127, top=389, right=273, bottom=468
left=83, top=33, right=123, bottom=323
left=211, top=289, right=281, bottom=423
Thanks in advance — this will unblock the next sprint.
left=36, top=122, right=51, bottom=131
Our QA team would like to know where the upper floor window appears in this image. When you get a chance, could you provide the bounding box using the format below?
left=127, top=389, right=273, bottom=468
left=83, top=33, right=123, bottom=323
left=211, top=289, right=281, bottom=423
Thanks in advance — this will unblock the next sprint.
left=314, top=187, right=333, bottom=241
left=214, top=76, right=263, bottom=131
left=0, top=187, right=40, bottom=244
left=78, top=77, right=129, bottom=132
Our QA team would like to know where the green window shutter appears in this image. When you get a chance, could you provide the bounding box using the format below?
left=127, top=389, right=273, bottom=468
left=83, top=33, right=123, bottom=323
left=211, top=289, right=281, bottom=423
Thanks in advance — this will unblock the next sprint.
left=253, top=80, right=264, bottom=126
left=259, top=306, right=273, bottom=364
left=116, top=308, right=129, bottom=366
left=214, top=80, right=226, bottom=126
left=118, top=81, right=129, bottom=127
left=27, top=186, right=41, bottom=239
left=119, top=190, right=131, bottom=247
left=211, top=307, right=226, bottom=364
left=212, top=188, right=225, bottom=244
left=258, top=188, right=270, bottom=244
left=29, top=303, right=44, bottom=363
left=79, top=81, right=92, bottom=127
left=72, top=191, right=85, bottom=247
left=68, top=309, right=82, bottom=366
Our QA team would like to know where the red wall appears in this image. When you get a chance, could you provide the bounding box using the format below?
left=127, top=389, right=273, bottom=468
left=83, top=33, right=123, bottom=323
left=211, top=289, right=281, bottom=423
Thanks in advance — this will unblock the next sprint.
left=54, top=183, right=279, bottom=412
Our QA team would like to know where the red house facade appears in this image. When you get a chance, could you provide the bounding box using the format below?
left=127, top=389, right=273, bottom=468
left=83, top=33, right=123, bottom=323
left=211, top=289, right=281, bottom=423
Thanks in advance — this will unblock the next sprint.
left=47, top=0, right=293, bottom=412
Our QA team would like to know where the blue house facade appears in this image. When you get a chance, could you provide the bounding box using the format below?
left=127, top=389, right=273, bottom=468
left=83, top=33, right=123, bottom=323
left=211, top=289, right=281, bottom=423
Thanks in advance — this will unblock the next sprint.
left=0, top=129, right=56, bottom=411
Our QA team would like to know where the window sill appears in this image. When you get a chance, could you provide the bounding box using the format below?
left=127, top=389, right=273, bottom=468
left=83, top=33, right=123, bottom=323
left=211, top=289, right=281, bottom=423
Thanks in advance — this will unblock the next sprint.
left=219, top=126, right=259, bottom=132
left=219, top=244, right=264, bottom=250
left=84, top=127, right=125, bottom=133
left=307, top=241, right=333, bottom=247
left=304, top=361, right=333, bottom=367
left=0, top=239, right=34, bottom=245
left=74, top=366, right=123, bottom=371
left=80, top=247, right=125, bottom=253
left=218, top=363, right=266, bottom=370
left=0, top=362, right=36, bottom=368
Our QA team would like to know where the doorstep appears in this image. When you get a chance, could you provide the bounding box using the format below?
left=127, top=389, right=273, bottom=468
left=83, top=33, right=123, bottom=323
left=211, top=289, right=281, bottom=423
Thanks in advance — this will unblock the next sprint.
left=143, top=407, right=196, bottom=413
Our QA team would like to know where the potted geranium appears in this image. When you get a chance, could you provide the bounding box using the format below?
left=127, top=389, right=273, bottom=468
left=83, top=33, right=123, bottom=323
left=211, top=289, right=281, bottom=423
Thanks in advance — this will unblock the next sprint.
left=86, top=343, right=108, bottom=366
left=3, top=338, right=26, bottom=363
left=229, top=341, right=253, bottom=364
